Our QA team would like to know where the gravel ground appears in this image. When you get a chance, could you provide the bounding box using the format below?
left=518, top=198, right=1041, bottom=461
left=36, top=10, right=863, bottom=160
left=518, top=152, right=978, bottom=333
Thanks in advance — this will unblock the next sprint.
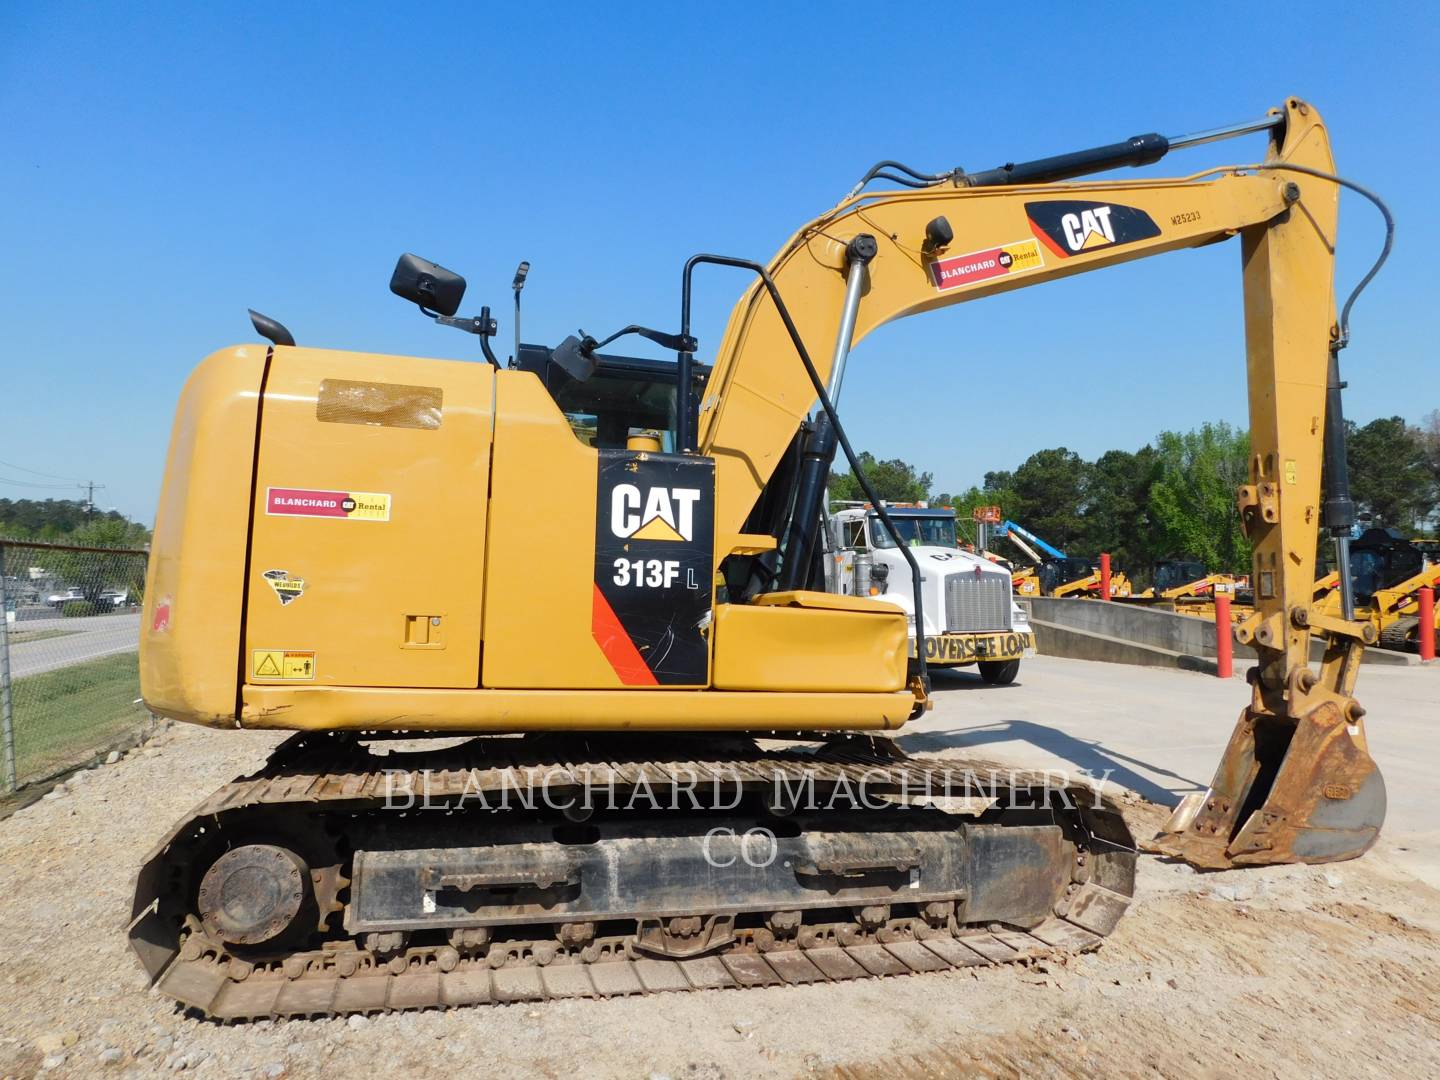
left=0, top=722, right=1436, bottom=1079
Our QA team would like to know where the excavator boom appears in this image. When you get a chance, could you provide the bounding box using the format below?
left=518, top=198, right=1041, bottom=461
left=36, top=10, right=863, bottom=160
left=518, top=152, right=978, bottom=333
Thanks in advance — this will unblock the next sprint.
left=690, top=97, right=1381, bottom=868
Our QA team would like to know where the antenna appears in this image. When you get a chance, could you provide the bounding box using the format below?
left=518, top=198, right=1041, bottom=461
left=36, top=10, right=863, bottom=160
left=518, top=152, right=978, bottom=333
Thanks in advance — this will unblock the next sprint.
left=511, top=261, right=530, bottom=364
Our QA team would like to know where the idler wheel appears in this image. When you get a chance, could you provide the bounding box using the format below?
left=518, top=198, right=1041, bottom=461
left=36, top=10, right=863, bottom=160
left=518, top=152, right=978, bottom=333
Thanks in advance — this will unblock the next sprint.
left=197, top=844, right=311, bottom=946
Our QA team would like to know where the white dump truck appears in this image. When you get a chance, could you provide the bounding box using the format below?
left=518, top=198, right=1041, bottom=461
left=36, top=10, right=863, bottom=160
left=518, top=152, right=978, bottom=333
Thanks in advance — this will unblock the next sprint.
left=825, top=504, right=1033, bottom=683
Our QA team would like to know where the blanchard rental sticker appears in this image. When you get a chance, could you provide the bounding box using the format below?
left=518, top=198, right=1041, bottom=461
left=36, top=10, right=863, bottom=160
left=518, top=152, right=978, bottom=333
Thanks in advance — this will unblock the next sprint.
left=930, top=237, right=1044, bottom=292
left=266, top=487, right=391, bottom=521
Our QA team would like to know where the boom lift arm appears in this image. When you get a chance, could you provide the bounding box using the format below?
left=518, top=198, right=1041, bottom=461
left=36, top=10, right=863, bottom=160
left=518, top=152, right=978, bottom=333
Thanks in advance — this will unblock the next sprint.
left=691, top=98, right=1384, bottom=868
left=995, top=520, right=1066, bottom=562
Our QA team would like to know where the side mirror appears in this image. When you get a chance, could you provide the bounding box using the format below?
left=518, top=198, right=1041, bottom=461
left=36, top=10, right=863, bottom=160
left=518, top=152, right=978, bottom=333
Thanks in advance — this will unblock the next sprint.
left=389, top=253, right=466, bottom=317
left=551, top=334, right=598, bottom=382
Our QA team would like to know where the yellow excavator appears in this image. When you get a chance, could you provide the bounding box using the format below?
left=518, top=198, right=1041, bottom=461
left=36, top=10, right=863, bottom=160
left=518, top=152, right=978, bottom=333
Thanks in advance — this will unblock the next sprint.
left=1130, top=559, right=1242, bottom=602
left=131, top=98, right=1391, bottom=1018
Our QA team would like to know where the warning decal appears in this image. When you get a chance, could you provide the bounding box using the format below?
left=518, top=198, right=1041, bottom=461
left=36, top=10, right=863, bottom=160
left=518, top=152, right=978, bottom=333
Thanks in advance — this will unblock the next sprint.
left=266, top=487, right=391, bottom=522
left=930, top=238, right=1044, bottom=292
left=251, top=650, right=316, bottom=680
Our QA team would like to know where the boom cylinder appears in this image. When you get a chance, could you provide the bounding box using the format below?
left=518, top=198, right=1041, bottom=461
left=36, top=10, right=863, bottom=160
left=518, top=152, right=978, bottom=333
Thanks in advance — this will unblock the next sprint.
left=777, top=414, right=838, bottom=591
left=777, top=235, right=875, bottom=592
left=824, top=237, right=874, bottom=407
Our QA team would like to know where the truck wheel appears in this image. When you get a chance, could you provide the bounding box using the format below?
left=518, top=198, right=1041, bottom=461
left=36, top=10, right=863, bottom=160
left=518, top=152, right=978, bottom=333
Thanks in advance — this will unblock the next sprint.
left=978, top=659, right=1020, bottom=685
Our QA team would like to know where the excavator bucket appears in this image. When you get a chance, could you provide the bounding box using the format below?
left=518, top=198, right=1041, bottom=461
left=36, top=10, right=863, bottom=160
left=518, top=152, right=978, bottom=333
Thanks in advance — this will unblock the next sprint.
left=1152, top=700, right=1385, bottom=868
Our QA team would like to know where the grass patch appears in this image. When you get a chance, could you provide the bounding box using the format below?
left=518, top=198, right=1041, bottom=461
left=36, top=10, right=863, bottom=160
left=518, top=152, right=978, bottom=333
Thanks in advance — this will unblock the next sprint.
left=5, top=628, right=80, bottom=645
left=7, top=651, right=151, bottom=785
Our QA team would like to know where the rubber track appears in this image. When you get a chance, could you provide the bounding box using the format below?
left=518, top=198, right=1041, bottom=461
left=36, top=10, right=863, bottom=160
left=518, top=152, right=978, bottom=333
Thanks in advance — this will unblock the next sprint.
left=1380, top=617, right=1417, bottom=651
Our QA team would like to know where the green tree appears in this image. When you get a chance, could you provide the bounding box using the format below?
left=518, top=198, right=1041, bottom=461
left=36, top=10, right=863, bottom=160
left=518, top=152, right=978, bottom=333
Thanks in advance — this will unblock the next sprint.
left=940, top=485, right=1016, bottom=548
left=1348, top=416, right=1435, bottom=531
left=1149, top=422, right=1250, bottom=573
left=0, top=498, right=148, bottom=543
left=1422, top=409, right=1440, bottom=531
left=1082, top=447, right=1161, bottom=575
left=829, top=452, right=932, bottom=505
left=1007, top=448, right=1087, bottom=552
left=982, top=469, right=1014, bottom=493
left=45, top=517, right=150, bottom=603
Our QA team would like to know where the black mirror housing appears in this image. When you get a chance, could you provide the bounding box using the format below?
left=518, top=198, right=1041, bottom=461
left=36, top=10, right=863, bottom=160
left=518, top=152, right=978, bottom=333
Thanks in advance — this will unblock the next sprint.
left=551, top=335, right=598, bottom=382
left=390, top=253, right=466, bottom=317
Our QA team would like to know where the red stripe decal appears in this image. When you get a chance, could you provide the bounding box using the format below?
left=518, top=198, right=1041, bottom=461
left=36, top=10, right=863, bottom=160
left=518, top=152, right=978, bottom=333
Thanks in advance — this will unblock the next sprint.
left=591, top=584, right=658, bottom=685
left=1028, top=217, right=1069, bottom=258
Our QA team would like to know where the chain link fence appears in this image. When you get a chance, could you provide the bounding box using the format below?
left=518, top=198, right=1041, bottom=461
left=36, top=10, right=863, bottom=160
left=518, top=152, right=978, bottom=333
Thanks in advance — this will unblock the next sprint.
left=0, top=540, right=154, bottom=793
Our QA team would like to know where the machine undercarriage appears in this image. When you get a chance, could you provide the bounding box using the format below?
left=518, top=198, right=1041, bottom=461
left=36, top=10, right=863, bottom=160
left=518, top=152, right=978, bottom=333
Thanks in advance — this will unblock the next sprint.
left=131, top=734, right=1135, bottom=1018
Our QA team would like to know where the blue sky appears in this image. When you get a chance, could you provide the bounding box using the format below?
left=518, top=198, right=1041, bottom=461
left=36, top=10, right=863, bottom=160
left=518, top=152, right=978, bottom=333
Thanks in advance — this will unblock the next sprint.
left=3, top=3, right=1436, bottom=522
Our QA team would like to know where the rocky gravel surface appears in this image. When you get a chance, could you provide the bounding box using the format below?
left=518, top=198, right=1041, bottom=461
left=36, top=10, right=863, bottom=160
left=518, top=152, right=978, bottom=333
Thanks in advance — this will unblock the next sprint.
left=0, top=722, right=1436, bottom=1079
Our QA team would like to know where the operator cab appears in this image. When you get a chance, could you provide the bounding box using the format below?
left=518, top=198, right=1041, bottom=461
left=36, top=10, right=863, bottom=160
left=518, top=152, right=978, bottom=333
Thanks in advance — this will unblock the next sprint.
left=1038, top=557, right=1095, bottom=594
left=1154, top=559, right=1207, bottom=593
left=513, top=343, right=709, bottom=451
left=1348, top=527, right=1424, bottom=602
left=386, top=252, right=709, bottom=452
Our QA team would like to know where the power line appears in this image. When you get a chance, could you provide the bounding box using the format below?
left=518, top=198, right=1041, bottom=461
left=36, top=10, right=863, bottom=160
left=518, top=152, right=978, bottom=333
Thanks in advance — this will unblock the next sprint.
left=0, top=475, right=77, bottom=490
left=0, top=457, right=85, bottom=483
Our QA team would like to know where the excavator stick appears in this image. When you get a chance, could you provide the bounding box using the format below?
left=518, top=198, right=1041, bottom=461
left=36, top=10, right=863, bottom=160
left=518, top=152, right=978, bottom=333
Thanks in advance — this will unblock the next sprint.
left=1150, top=101, right=1387, bottom=866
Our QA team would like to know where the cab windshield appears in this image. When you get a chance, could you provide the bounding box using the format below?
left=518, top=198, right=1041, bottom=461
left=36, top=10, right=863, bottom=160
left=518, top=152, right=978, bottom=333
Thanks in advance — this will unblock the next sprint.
left=868, top=514, right=958, bottom=549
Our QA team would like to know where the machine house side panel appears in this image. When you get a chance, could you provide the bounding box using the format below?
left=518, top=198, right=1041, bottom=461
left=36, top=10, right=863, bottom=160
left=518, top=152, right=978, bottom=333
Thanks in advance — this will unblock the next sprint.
left=244, top=348, right=492, bottom=691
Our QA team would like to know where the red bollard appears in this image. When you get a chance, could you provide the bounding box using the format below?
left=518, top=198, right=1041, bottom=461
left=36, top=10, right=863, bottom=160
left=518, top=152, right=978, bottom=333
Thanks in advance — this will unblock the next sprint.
left=1100, top=553, right=1111, bottom=601
left=1420, top=586, right=1435, bottom=662
left=1215, top=594, right=1233, bottom=678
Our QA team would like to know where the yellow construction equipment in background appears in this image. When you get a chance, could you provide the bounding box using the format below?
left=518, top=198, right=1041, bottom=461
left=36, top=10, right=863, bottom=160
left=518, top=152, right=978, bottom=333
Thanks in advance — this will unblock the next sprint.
left=130, top=98, right=1393, bottom=1018
left=1313, top=528, right=1440, bottom=651
left=1130, top=559, right=1242, bottom=602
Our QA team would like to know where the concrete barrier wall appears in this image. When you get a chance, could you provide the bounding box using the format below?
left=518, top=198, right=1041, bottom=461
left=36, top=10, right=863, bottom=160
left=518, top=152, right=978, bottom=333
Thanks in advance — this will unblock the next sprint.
left=1022, top=597, right=1414, bottom=670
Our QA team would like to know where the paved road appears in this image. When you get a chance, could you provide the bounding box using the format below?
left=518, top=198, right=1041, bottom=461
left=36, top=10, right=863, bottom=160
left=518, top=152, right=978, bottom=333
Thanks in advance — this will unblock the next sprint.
left=3, top=611, right=141, bottom=678
left=905, top=654, right=1440, bottom=884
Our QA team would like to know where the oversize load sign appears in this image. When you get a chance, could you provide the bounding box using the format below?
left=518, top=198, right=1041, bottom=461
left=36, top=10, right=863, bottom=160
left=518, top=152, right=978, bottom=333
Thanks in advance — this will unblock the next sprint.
left=910, top=631, right=1032, bottom=662
left=266, top=487, right=391, bottom=521
left=930, top=238, right=1044, bottom=291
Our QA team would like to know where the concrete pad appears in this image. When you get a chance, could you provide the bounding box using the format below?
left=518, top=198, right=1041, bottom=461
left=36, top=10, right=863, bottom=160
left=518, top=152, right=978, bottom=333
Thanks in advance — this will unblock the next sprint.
left=902, top=654, right=1440, bottom=885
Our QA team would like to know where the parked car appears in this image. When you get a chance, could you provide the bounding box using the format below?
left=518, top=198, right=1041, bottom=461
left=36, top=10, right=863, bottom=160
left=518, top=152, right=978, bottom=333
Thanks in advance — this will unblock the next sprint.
left=46, top=588, right=131, bottom=611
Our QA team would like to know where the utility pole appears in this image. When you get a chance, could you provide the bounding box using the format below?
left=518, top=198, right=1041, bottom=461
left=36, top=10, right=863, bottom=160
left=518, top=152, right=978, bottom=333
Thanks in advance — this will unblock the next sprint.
left=78, top=481, right=105, bottom=520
